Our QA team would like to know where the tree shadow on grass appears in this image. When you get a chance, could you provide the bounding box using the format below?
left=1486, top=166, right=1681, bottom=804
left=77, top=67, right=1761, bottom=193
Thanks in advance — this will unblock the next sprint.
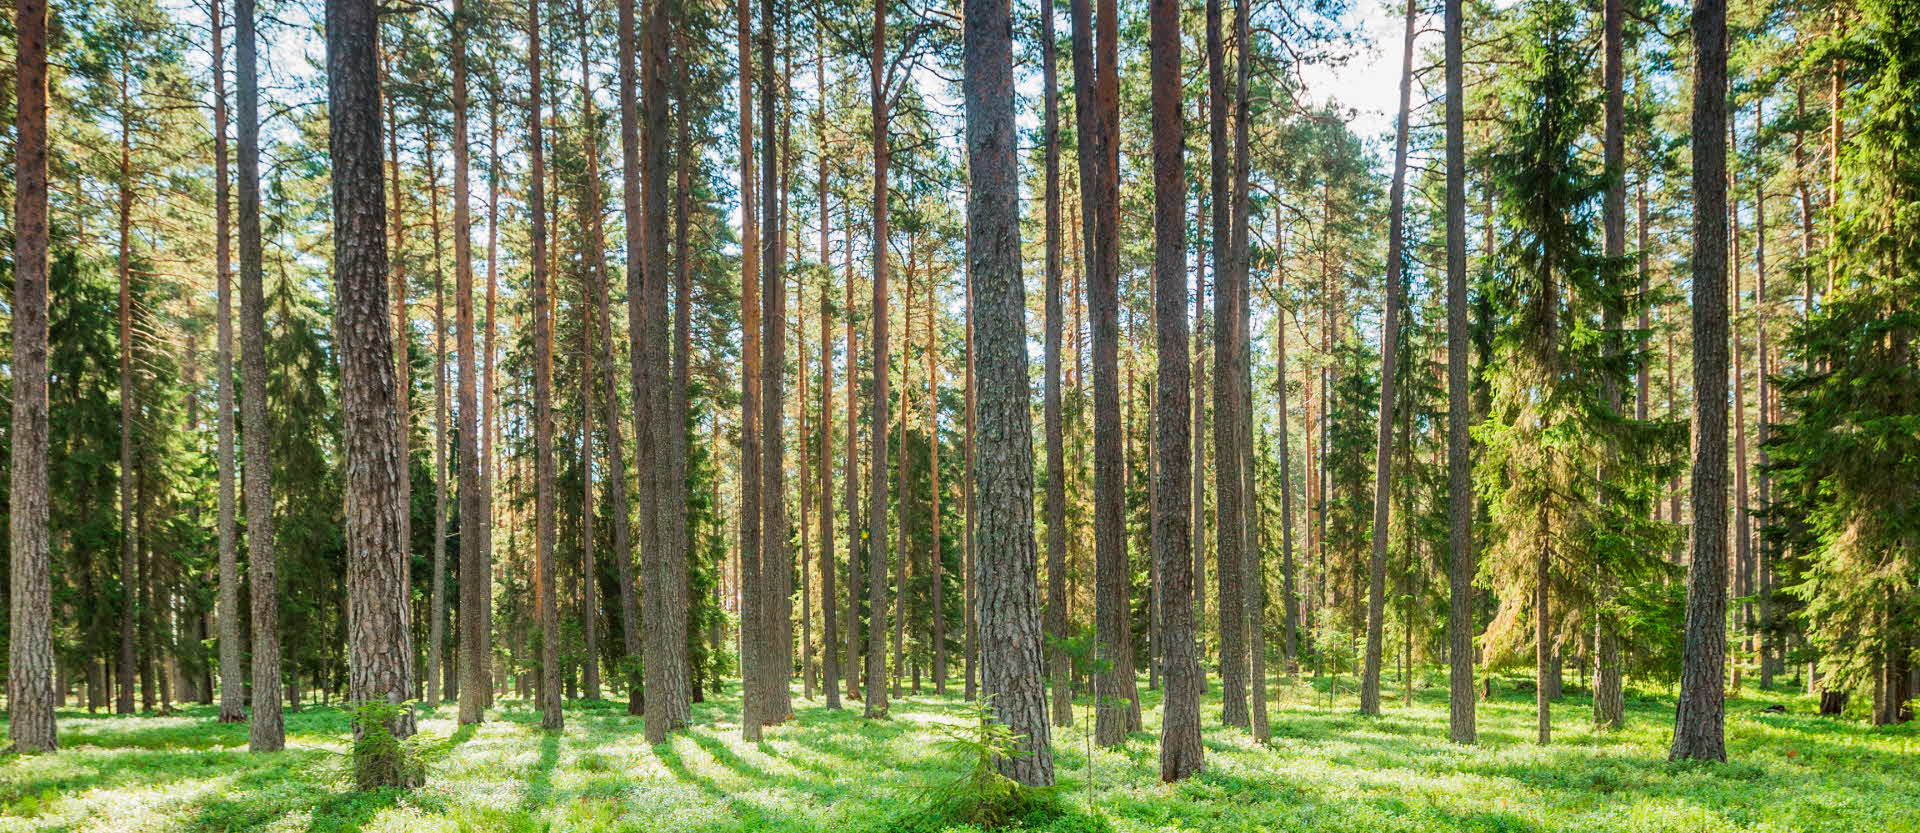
left=519, top=729, right=563, bottom=812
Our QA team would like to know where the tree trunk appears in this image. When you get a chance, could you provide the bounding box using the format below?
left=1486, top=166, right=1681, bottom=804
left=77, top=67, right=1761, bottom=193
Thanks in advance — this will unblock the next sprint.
left=1443, top=0, right=1473, bottom=740
left=755, top=0, right=792, bottom=729
left=450, top=0, right=492, bottom=724
left=1041, top=0, right=1071, bottom=729
left=1751, top=98, right=1774, bottom=692
left=640, top=0, right=691, bottom=742
left=8, top=0, right=57, bottom=752
left=205, top=0, right=247, bottom=726
left=1671, top=0, right=1730, bottom=762
left=1360, top=0, right=1417, bottom=717
left=844, top=207, right=863, bottom=704
left=525, top=0, right=562, bottom=733
left=1206, top=0, right=1247, bottom=729
left=965, top=0, right=1054, bottom=784
left=1232, top=0, right=1263, bottom=741
left=1148, top=0, right=1200, bottom=780
left=611, top=0, right=647, bottom=718
left=237, top=0, right=285, bottom=750
left=864, top=0, right=893, bottom=721
left=736, top=0, right=767, bottom=736
left=116, top=58, right=140, bottom=718
left=1275, top=216, right=1299, bottom=678
left=327, top=0, right=419, bottom=758
left=426, top=123, right=450, bottom=707
left=817, top=41, right=841, bottom=710
left=1073, top=0, right=1137, bottom=746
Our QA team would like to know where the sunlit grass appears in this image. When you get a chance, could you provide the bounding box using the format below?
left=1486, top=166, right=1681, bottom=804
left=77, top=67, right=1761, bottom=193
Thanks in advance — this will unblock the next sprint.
left=3, top=672, right=1915, bottom=832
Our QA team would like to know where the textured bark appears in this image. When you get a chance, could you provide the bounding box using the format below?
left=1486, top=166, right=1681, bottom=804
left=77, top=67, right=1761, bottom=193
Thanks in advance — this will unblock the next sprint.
left=1592, top=0, right=1628, bottom=731
left=8, top=0, right=57, bottom=753
left=736, top=0, right=767, bottom=735
left=1274, top=217, right=1299, bottom=678
left=844, top=211, right=863, bottom=704
left=1671, top=0, right=1729, bottom=762
left=643, top=0, right=691, bottom=742
left=238, top=0, right=285, bottom=750
left=211, top=0, right=246, bottom=726
left=1752, top=97, right=1774, bottom=692
left=818, top=157, right=841, bottom=711
left=1148, top=0, right=1200, bottom=781
left=383, top=50, right=412, bottom=679
left=1444, top=0, right=1477, bottom=745
left=526, top=0, right=563, bottom=733
left=428, top=130, right=450, bottom=710
left=964, top=269, right=979, bottom=703
left=1073, top=0, right=1137, bottom=746
left=1041, top=0, right=1071, bottom=729
left=482, top=81, right=501, bottom=712
left=964, top=0, right=1053, bottom=784
left=327, top=0, right=418, bottom=751
left=864, top=0, right=892, bottom=720
left=672, top=58, right=696, bottom=703
left=1360, top=0, right=1416, bottom=718
left=1206, top=0, right=1247, bottom=729
left=611, top=0, right=647, bottom=717
left=1232, top=0, right=1263, bottom=742
left=927, top=280, right=946, bottom=693
left=453, top=0, right=493, bottom=724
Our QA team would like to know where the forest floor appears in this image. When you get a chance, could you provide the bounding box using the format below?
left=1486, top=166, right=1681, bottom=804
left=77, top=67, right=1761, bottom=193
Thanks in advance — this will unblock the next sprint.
left=3, top=672, right=1916, bottom=833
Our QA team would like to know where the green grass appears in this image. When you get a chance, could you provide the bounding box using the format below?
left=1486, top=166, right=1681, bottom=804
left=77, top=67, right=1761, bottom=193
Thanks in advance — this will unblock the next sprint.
left=3, top=674, right=1916, bottom=832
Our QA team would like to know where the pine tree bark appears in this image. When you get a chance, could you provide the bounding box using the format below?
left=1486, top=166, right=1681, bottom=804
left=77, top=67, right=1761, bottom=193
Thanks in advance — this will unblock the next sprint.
left=211, top=0, right=247, bottom=726
left=1275, top=216, right=1299, bottom=677
left=1671, top=0, right=1730, bottom=762
left=8, top=0, right=57, bottom=752
left=809, top=42, right=841, bottom=711
left=237, top=0, right=285, bottom=750
left=643, top=0, right=692, bottom=742
left=864, top=0, right=893, bottom=720
left=612, top=0, right=648, bottom=718
left=1232, top=0, right=1263, bottom=740
left=736, top=0, right=767, bottom=735
left=965, top=0, right=1054, bottom=784
left=1206, top=0, right=1247, bottom=728
left=844, top=211, right=863, bottom=704
left=1361, top=0, right=1417, bottom=717
left=1148, top=0, right=1200, bottom=780
left=526, top=0, right=563, bottom=733
left=327, top=0, right=419, bottom=755
left=1041, top=0, right=1071, bottom=729
left=1073, top=0, right=1137, bottom=746
left=428, top=129, right=450, bottom=709
left=1444, top=0, right=1477, bottom=745
left=1592, top=0, right=1628, bottom=731
left=928, top=283, right=946, bottom=693
left=453, top=0, right=492, bottom=724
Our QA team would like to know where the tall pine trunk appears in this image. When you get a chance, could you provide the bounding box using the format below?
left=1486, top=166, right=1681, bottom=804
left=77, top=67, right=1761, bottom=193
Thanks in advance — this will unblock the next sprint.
left=1206, top=0, right=1247, bottom=728
left=1149, top=0, right=1200, bottom=780
left=1041, top=0, right=1071, bottom=729
left=1361, top=0, right=1417, bottom=717
left=454, top=0, right=492, bottom=724
left=816, top=40, right=841, bottom=710
left=1593, top=0, right=1628, bottom=730
left=1671, top=0, right=1730, bottom=762
left=1444, top=0, right=1477, bottom=745
left=864, top=0, right=893, bottom=721
left=643, top=0, right=692, bottom=742
left=237, top=0, right=285, bottom=750
left=526, top=0, right=563, bottom=733
left=211, top=0, right=246, bottom=726
left=327, top=0, right=419, bottom=761
left=964, top=0, right=1054, bottom=784
left=611, top=0, right=647, bottom=717
left=8, top=0, right=57, bottom=752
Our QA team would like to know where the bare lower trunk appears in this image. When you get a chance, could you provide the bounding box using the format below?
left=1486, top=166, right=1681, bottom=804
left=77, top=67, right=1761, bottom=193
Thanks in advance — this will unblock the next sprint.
left=237, top=0, right=285, bottom=750
left=328, top=0, right=419, bottom=758
left=526, top=0, right=562, bottom=733
left=864, top=0, right=893, bottom=720
left=8, top=0, right=58, bottom=752
left=965, top=0, right=1054, bottom=783
left=1148, top=0, right=1199, bottom=780
left=1041, top=0, right=1070, bottom=728
left=1671, top=0, right=1730, bottom=763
